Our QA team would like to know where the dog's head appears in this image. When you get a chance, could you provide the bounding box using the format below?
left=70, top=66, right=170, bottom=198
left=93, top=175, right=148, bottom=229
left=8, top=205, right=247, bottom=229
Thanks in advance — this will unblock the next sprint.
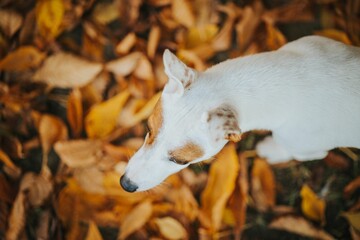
left=120, top=50, right=242, bottom=192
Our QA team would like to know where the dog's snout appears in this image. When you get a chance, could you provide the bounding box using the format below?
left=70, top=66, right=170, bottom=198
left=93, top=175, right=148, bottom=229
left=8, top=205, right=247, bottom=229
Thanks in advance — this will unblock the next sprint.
left=120, top=175, right=138, bottom=192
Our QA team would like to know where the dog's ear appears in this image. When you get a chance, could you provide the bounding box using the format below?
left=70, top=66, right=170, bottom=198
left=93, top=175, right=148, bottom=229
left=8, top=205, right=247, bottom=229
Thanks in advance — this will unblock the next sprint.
left=163, top=49, right=197, bottom=97
left=202, top=105, right=242, bottom=143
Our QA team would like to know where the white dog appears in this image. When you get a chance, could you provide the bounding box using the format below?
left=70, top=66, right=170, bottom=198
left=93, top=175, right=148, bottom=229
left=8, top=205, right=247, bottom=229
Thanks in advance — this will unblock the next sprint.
left=120, top=36, right=360, bottom=192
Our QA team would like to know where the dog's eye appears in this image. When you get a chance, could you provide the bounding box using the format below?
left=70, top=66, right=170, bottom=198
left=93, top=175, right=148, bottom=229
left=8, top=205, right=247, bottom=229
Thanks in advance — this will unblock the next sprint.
left=169, top=157, right=187, bottom=165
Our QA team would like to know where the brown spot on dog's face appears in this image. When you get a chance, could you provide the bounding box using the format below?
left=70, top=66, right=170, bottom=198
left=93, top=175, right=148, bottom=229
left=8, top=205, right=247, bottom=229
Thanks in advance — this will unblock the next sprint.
left=146, top=100, right=163, bottom=145
left=169, top=142, right=204, bottom=165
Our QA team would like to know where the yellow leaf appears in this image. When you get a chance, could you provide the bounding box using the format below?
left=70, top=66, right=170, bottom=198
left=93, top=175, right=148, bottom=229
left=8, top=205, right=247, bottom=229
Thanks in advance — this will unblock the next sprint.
left=67, top=89, right=83, bottom=138
left=92, top=2, right=119, bottom=25
left=155, top=217, right=187, bottom=240
left=315, top=29, right=352, bottom=45
left=300, top=184, right=326, bottom=223
left=35, top=0, right=64, bottom=39
left=85, top=90, right=130, bottom=138
left=265, top=20, right=287, bottom=50
left=200, top=143, right=239, bottom=232
left=85, top=221, right=103, bottom=240
left=251, top=158, right=276, bottom=211
left=342, top=211, right=360, bottom=232
left=0, top=46, right=45, bottom=71
left=186, top=24, right=218, bottom=49
left=118, top=92, right=161, bottom=128
left=118, top=200, right=153, bottom=240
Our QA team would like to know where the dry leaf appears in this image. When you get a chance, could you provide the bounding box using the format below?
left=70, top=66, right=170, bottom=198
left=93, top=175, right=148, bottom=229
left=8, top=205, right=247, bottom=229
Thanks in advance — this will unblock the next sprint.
left=251, top=157, right=276, bottom=211
left=6, top=191, right=26, bottom=240
left=147, top=25, right=161, bottom=59
left=264, top=20, right=287, bottom=50
left=269, top=216, right=334, bottom=240
left=167, top=185, right=199, bottom=221
left=67, top=88, right=83, bottom=138
left=118, top=200, right=153, bottom=240
left=0, top=149, right=19, bottom=173
left=342, top=211, right=360, bottom=232
left=200, top=143, right=239, bottom=232
left=300, top=184, right=326, bottom=223
left=21, top=172, right=53, bottom=207
left=74, top=166, right=105, bottom=194
left=36, top=209, right=50, bottom=240
left=185, top=25, right=218, bottom=49
left=118, top=91, right=161, bottom=128
left=0, top=9, right=23, bottom=37
left=116, top=33, right=137, bottom=55
left=172, top=0, right=195, bottom=28
left=0, top=46, right=45, bottom=71
left=134, top=55, right=155, bottom=81
left=92, top=2, right=119, bottom=25
left=106, top=52, right=142, bottom=77
left=85, top=90, right=130, bottom=138
left=39, top=114, right=68, bottom=159
left=344, top=176, right=360, bottom=198
left=315, top=29, right=352, bottom=45
left=35, top=0, right=65, bottom=39
left=33, top=52, right=103, bottom=88
left=54, top=140, right=103, bottom=168
left=86, top=221, right=103, bottom=240
left=155, top=217, right=187, bottom=240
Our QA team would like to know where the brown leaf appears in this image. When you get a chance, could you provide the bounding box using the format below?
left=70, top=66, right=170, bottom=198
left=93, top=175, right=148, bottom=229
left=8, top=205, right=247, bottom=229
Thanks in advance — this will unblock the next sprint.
left=342, top=211, right=360, bottom=232
left=264, top=20, right=287, bottom=50
left=67, top=88, right=83, bottom=138
left=133, top=55, right=155, bottom=81
left=85, top=221, right=103, bottom=240
left=85, top=90, right=130, bottom=139
left=147, top=25, right=161, bottom=59
left=116, top=32, right=137, bottom=55
left=0, top=9, right=23, bottom=37
left=269, top=216, right=334, bottom=240
left=105, top=52, right=142, bottom=77
left=33, top=52, right=103, bottom=88
left=118, top=200, right=153, bottom=240
left=251, top=157, right=276, bottom=212
left=172, top=0, right=195, bottom=28
left=54, top=140, right=103, bottom=168
left=0, top=149, right=20, bottom=173
left=200, top=143, right=239, bottom=232
left=345, top=177, right=360, bottom=198
left=0, top=46, right=45, bottom=71
left=21, top=172, right=53, bottom=207
left=167, top=185, right=199, bottom=221
left=323, top=151, right=350, bottom=170
left=36, top=210, right=51, bottom=240
left=6, top=190, right=26, bottom=240
left=35, top=0, right=65, bottom=40
left=74, top=166, right=105, bottom=194
left=155, top=217, right=187, bottom=240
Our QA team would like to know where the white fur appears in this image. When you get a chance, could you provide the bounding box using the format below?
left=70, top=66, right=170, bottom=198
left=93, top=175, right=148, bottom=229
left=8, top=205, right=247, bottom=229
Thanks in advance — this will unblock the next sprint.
left=123, top=36, right=360, bottom=191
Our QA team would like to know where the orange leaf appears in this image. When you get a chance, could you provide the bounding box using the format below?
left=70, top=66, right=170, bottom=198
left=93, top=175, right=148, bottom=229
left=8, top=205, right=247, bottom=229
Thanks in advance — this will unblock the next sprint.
left=67, top=88, right=83, bottom=138
left=0, top=46, right=45, bottom=71
left=315, top=29, right=352, bottom=45
left=116, top=32, right=137, bottom=55
left=200, top=143, right=239, bottom=232
left=172, top=0, right=195, bottom=28
left=85, top=221, right=103, bottom=240
left=251, top=157, right=276, bottom=211
left=147, top=25, right=161, bottom=59
left=155, top=217, right=187, bottom=240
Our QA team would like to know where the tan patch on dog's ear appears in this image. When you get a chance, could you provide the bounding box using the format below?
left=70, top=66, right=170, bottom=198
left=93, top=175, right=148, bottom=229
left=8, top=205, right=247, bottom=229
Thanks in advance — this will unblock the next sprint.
left=169, top=142, right=204, bottom=165
left=146, top=100, right=163, bottom=145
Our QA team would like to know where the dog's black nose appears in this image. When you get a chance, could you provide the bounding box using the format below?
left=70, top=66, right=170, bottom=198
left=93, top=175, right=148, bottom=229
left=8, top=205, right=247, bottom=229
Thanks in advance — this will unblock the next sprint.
left=120, top=175, right=138, bottom=192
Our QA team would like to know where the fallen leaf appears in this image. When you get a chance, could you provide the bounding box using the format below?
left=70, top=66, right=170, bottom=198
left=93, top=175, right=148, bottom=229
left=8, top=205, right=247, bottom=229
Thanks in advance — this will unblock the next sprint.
left=269, top=215, right=334, bottom=240
left=0, top=46, right=45, bottom=71
left=21, top=172, right=53, bottom=207
left=35, top=0, right=65, bottom=40
left=315, top=29, right=352, bottom=45
left=200, top=143, right=239, bottom=232
left=344, top=176, right=360, bottom=198
left=92, top=2, right=119, bottom=25
left=155, top=217, right=187, bottom=240
left=0, top=9, right=23, bottom=37
left=323, top=151, right=350, bottom=170
left=300, top=184, right=326, bottom=223
left=167, top=185, right=199, bottom=221
left=172, top=0, right=195, bottom=28
left=342, top=211, right=360, bottom=232
left=67, top=88, right=83, bottom=138
left=5, top=190, right=26, bottom=240
left=264, top=20, right=287, bottom=50
left=35, top=209, right=51, bottom=240
left=85, top=221, right=103, bottom=240
left=85, top=90, right=130, bottom=138
left=116, top=32, right=137, bottom=55
left=118, top=91, right=161, bottom=128
left=147, top=25, right=161, bottom=59
left=0, top=149, right=20, bottom=173
left=74, top=166, right=105, bottom=194
left=251, top=157, right=276, bottom=212
left=54, top=140, right=103, bottom=168
left=33, top=52, right=103, bottom=88
left=106, top=52, right=142, bottom=77
left=185, top=24, right=218, bottom=49
left=118, top=200, right=153, bottom=240
left=134, top=55, right=155, bottom=81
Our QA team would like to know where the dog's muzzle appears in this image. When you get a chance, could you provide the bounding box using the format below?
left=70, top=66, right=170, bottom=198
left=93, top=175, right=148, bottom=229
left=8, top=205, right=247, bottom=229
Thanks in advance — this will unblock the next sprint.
left=120, top=175, right=138, bottom=192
